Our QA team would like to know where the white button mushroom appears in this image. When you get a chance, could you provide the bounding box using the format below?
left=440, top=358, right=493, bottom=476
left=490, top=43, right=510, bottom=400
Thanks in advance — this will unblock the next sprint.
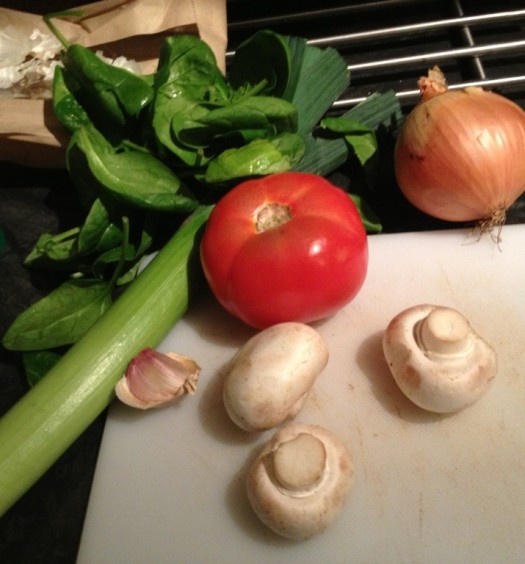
left=223, top=322, right=329, bottom=431
left=383, top=304, right=497, bottom=413
left=246, top=423, right=354, bottom=540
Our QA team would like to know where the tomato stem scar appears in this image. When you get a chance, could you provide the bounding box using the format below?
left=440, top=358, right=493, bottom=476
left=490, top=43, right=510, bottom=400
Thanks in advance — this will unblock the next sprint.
left=255, top=202, right=292, bottom=233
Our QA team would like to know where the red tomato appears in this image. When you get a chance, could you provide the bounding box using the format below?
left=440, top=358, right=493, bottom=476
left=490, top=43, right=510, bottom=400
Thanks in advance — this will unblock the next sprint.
left=200, top=172, right=368, bottom=328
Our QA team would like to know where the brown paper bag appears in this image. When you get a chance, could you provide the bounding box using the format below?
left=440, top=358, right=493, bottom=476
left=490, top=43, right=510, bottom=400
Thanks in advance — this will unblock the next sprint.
left=0, top=0, right=227, bottom=167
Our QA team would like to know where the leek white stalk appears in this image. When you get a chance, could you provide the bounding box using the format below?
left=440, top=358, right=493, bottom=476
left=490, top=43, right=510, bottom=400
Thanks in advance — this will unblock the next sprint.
left=0, top=205, right=212, bottom=517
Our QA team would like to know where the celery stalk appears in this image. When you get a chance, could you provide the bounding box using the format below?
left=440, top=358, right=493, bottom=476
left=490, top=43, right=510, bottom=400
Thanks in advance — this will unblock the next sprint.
left=0, top=205, right=212, bottom=517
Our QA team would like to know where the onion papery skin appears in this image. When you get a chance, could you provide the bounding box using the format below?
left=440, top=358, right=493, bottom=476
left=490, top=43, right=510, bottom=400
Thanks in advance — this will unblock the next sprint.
left=394, top=87, right=525, bottom=223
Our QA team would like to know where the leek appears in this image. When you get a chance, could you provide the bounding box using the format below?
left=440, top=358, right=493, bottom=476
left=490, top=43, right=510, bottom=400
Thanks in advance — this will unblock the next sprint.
left=0, top=205, right=212, bottom=517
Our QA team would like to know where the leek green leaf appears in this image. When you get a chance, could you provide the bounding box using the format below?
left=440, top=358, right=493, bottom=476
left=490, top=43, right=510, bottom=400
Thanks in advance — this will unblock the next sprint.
left=292, top=134, right=348, bottom=177
left=287, top=39, right=349, bottom=134
left=343, top=90, right=403, bottom=130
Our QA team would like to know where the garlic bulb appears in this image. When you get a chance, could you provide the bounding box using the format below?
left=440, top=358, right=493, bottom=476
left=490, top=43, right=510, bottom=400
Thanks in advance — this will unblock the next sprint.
left=0, top=26, right=61, bottom=95
left=115, top=348, right=200, bottom=409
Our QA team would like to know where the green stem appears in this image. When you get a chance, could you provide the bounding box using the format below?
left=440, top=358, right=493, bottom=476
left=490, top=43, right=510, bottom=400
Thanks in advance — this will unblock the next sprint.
left=43, top=10, right=85, bottom=50
left=107, top=216, right=130, bottom=290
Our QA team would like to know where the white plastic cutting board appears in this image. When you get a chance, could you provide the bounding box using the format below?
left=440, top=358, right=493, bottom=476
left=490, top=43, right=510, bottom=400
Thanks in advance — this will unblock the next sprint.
left=77, top=225, right=525, bottom=564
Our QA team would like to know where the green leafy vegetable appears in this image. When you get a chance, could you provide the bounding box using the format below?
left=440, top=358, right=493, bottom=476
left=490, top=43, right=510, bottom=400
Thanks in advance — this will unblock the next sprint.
left=288, top=38, right=349, bottom=134
left=62, top=44, right=154, bottom=126
left=23, top=351, right=62, bottom=387
left=3, top=279, right=112, bottom=351
left=205, top=135, right=305, bottom=183
left=152, top=34, right=229, bottom=164
left=70, top=124, right=197, bottom=212
left=228, top=29, right=292, bottom=98
left=192, top=96, right=298, bottom=140
left=52, top=65, right=90, bottom=133
left=349, top=194, right=383, bottom=233
left=321, top=117, right=378, bottom=167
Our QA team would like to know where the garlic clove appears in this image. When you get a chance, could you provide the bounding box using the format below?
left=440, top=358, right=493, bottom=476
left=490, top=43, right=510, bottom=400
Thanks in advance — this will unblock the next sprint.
left=383, top=304, right=497, bottom=413
left=115, top=348, right=200, bottom=409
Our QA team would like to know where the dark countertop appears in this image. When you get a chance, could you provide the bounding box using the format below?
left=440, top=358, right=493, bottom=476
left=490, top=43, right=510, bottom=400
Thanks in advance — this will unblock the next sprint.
left=1, top=1, right=524, bottom=563
left=0, top=165, right=107, bottom=564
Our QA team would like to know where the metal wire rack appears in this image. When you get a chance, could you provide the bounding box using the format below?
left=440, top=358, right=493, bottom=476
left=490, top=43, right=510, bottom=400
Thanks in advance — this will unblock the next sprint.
left=226, top=0, right=525, bottom=110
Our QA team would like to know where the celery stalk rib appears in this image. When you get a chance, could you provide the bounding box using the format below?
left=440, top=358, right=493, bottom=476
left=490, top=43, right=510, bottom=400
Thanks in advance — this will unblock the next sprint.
left=0, top=205, right=212, bottom=517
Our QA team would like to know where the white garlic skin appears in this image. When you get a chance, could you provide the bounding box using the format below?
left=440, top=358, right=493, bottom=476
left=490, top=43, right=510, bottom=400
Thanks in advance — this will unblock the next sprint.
left=223, top=322, right=329, bottom=431
left=246, top=423, right=354, bottom=540
left=383, top=304, right=497, bottom=413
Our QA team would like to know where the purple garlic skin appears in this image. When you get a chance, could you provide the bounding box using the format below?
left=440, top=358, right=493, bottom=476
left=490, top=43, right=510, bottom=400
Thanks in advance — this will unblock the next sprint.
left=115, top=348, right=200, bottom=409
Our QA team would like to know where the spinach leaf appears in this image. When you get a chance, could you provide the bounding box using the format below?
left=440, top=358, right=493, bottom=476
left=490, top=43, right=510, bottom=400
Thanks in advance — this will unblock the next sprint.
left=349, top=194, right=383, bottom=234
left=321, top=116, right=379, bottom=189
left=24, top=229, right=81, bottom=266
left=152, top=34, right=229, bottom=164
left=52, top=65, right=90, bottom=133
left=71, top=124, right=198, bottom=212
left=191, top=96, right=298, bottom=139
left=23, top=350, right=62, bottom=387
left=2, top=279, right=112, bottom=351
left=62, top=44, right=154, bottom=126
left=77, top=197, right=123, bottom=254
left=321, top=117, right=378, bottom=167
left=205, top=134, right=305, bottom=183
left=229, top=30, right=291, bottom=98
left=23, top=198, right=124, bottom=269
left=92, top=218, right=153, bottom=281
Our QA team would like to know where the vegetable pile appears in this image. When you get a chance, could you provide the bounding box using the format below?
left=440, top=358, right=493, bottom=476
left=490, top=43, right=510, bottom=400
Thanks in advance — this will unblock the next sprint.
left=3, top=16, right=400, bottom=367
left=0, top=13, right=402, bottom=517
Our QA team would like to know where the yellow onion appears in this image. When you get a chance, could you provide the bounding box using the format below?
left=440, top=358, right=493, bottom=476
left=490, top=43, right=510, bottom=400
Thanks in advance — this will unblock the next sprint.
left=394, top=66, right=525, bottom=231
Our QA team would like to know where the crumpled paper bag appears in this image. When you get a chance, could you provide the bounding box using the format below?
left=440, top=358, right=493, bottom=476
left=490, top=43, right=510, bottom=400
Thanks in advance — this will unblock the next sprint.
left=0, top=0, right=227, bottom=167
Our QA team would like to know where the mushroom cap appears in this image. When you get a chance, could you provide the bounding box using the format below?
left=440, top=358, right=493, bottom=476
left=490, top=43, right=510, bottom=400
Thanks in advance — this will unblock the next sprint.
left=383, top=304, right=498, bottom=413
left=223, top=322, right=329, bottom=431
left=246, top=423, right=354, bottom=540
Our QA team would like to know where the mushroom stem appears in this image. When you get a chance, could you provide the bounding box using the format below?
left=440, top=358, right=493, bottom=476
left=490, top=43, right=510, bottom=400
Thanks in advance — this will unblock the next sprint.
left=416, top=307, right=473, bottom=358
left=273, top=433, right=327, bottom=493
left=246, top=423, right=354, bottom=540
